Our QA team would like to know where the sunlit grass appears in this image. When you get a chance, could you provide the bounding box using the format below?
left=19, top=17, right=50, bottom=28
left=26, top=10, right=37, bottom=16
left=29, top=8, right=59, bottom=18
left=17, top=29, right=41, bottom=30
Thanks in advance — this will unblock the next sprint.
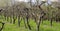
left=0, top=17, right=60, bottom=31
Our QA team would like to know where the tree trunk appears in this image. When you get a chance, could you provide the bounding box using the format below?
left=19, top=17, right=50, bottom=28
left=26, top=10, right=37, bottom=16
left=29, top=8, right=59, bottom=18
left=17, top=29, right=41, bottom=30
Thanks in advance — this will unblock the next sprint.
left=37, top=18, right=41, bottom=31
left=0, top=22, right=5, bottom=31
left=13, top=16, right=16, bottom=24
left=23, top=17, right=27, bottom=28
left=7, top=16, right=9, bottom=22
left=18, top=16, right=20, bottom=27
left=50, top=18, right=52, bottom=26
left=26, top=16, right=31, bottom=30
left=10, top=16, right=12, bottom=23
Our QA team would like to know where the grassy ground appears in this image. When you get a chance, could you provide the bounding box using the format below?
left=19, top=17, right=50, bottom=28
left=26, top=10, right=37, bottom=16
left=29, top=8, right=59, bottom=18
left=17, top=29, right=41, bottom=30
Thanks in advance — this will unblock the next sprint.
left=0, top=16, right=60, bottom=31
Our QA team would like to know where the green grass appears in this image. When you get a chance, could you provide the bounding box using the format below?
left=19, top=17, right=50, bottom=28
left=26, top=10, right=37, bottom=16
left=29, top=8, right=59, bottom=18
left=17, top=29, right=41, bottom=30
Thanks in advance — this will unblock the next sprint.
left=0, top=17, right=60, bottom=31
